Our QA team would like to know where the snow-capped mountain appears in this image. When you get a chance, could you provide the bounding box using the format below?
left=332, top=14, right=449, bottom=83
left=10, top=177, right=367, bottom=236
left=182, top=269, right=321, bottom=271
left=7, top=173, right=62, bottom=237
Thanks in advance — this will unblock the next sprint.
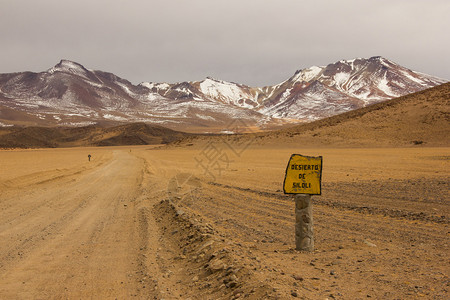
left=258, top=56, right=446, bottom=120
left=0, top=57, right=446, bottom=132
left=0, top=60, right=269, bottom=131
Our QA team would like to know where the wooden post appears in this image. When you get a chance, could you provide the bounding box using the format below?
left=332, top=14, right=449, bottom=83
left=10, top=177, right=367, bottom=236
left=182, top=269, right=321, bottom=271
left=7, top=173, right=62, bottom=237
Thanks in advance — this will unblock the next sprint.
left=295, top=194, right=314, bottom=251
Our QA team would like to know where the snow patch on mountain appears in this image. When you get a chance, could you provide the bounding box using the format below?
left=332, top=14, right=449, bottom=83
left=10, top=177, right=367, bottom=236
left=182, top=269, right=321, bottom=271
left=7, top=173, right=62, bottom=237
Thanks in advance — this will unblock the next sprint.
left=334, top=72, right=351, bottom=87
left=399, top=70, right=427, bottom=85
left=47, top=60, right=91, bottom=79
left=292, top=66, right=323, bottom=83
left=0, top=121, right=13, bottom=127
left=140, top=82, right=171, bottom=93
left=116, top=81, right=137, bottom=97
left=144, top=92, right=164, bottom=101
left=199, top=78, right=257, bottom=108
left=195, top=114, right=216, bottom=121
left=103, top=114, right=128, bottom=121
left=378, top=75, right=398, bottom=97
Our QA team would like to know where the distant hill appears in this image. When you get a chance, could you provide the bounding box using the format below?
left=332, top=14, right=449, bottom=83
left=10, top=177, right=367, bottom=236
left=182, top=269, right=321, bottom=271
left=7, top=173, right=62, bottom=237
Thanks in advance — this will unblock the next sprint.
left=0, top=123, right=190, bottom=148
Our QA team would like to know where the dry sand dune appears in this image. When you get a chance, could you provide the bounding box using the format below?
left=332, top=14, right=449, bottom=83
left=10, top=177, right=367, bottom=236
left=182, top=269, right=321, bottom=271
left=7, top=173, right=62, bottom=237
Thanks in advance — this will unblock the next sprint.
left=0, top=144, right=448, bottom=299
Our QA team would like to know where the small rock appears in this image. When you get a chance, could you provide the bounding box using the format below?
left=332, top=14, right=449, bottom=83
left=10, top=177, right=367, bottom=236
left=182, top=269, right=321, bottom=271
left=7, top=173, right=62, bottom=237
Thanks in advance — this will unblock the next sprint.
left=208, top=259, right=226, bottom=272
left=363, top=239, right=377, bottom=247
left=291, top=291, right=298, bottom=297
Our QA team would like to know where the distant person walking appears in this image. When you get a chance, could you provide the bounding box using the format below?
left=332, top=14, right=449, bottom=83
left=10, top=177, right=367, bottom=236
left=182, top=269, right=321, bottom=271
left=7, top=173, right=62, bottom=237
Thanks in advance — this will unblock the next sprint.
left=88, top=154, right=91, bottom=162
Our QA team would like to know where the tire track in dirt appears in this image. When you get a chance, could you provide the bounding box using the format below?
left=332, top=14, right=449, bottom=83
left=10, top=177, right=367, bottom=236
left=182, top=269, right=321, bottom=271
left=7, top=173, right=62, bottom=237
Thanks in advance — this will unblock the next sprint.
left=134, top=205, right=162, bottom=299
left=150, top=199, right=280, bottom=299
left=0, top=159, right=116, bottom=270
left=208, top=181, right=449, bottom=224
left=197, top=181, right=448, bottom=245
left=132, top=146, right=449, bottom=299
left=129, top=152, right=283, bottom=299
left=2, top=147, right=447, bottom=299
left=176, top=178, right=449, bottom=298
left=0, top=151, right=111, bottom=190
left=0, top=154, right=112, bottom=228
left=0, top=150, right=161, bottom=299
left=188, top=194, right=292, bottom=244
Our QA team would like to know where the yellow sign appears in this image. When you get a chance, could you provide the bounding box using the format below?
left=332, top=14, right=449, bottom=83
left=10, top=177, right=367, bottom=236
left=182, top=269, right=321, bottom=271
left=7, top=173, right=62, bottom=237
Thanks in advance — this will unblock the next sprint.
left=283, top=154, right=322, bottom=195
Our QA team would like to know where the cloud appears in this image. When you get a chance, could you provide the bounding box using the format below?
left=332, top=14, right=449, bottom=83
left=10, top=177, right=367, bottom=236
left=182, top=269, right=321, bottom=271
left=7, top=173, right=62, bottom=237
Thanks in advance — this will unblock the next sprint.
left=1, top=0, right=449, bottom=86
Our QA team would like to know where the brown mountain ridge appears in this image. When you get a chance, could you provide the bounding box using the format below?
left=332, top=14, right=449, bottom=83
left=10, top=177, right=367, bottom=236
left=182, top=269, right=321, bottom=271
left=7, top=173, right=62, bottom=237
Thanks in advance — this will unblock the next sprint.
left=0, top=123, right=190, bottom=148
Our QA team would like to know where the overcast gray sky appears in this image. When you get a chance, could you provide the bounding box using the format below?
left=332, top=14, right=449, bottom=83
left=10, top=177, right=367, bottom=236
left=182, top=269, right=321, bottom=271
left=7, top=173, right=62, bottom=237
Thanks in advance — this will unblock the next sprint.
left=1, top=0, right=449, bottom=86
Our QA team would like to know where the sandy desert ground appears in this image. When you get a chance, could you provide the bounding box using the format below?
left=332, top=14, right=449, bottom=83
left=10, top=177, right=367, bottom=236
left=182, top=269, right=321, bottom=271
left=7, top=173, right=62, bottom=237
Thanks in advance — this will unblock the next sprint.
left=0, top=144, right=449, bottom=299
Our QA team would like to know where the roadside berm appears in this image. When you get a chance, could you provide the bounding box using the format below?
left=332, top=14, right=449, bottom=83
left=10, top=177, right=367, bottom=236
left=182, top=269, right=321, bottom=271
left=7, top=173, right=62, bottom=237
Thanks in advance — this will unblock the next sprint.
left=153, top=199, right=279, bottom=299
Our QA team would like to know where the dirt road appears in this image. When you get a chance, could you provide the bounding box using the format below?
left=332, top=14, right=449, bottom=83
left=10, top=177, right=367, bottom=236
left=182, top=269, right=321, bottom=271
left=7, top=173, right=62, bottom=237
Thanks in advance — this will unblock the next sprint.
left=1, top=150, right=161, bottom=299
left=1, top=146, right=449, bottom=299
